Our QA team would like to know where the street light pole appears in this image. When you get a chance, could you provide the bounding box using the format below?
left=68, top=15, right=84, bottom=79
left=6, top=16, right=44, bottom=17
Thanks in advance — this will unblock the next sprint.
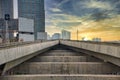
left=5, top=20, right=9, bottom=43
left=77, top=29, right=79, bottom=41
left=4, top=14, right=10, bottom=43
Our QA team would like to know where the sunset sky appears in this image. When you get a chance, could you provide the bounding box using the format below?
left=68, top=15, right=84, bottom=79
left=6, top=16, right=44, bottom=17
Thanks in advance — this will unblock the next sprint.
left=45, top=0, right=120, bottom=41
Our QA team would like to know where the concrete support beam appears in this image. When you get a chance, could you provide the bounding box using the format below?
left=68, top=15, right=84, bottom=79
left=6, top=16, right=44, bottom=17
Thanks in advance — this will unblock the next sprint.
left=0, top=74, right=120, bottom=80
left=10, top=62, right=120, bottom=74
left=42, top=51, right=82, bottom=56
left=1, top=48, right=50, bottom=75
left=28, top=56, right=101, bottom=62
left=68, top=46, right=120, bottom=67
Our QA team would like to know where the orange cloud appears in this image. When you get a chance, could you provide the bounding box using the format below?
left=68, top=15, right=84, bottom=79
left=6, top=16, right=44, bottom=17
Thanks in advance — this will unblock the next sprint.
left=71, top=15, right=120, bottom=41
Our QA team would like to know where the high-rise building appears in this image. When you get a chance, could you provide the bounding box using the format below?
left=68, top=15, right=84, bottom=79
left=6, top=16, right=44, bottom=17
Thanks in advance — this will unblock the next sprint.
left=92, top=38, right=101, bottom=42
left=52, top=33, right=61, bottom=40
left=18, top=17, right=34, bottom=42
left=62, top=30, right=71, bottom=40
left=47, top=34, right=51, bottom=40
left=0, top=19, right=18, bottom=41
left=0, top=0, right=2, bottom=18
left=18, top=0, right=45, bottom=40
left=0, top=0, right=13, bottom=19
left=0, top=0, right=15, bottom=42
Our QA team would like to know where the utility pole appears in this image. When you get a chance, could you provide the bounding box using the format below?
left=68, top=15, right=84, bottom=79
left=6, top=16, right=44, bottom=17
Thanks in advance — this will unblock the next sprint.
left=77, top=29, right=79, bottom=41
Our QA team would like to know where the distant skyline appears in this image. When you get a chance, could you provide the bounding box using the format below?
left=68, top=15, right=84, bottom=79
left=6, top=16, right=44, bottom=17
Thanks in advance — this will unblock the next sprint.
left=45, top=0, right=120, bottom=41
left=13, top=0, right=120, bottom=41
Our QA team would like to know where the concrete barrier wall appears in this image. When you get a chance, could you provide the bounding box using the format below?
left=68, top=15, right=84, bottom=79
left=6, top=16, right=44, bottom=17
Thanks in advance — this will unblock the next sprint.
left=0, top=40, right=59, bottom=65
left=0, top=75, right=120, bottom=80
left=11, top=62, right=120, bottom=74
left=60, top=40, right=120, bottom=59
left=28, top=56, right=101, bottom=62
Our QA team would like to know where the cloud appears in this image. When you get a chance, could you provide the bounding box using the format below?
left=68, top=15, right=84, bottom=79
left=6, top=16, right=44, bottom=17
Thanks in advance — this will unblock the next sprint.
left=57, top=0, right=70, bottom=7
left=56, top=22, right=81, bottom=29
left=45, top=13, right=83, bottom=31
left=45, top=13, right=82, bottom=24
left=90, top=12, right=111, bottom=21
left=83, top=0, right=114, bottom=10
left=45, top=22, right=55, bottom=26
left=49, top=8, right=62, bottom=12
left=45, top=0, right=120, bottom=41
left=45, top=26, right=61, bottom=36
left=75, top=15, right=120, bottom=34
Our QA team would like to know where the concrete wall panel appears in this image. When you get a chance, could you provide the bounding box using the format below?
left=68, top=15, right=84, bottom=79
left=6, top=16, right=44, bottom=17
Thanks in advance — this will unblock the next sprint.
left=60, top=41, right=120, bottom=58
left=0, top=41, right=59, bottom=65
left=11, top=62, right=120, bottom=74
left=60, top=40, right=120, bottom=66
left=0, top=75, right=120, bottom=80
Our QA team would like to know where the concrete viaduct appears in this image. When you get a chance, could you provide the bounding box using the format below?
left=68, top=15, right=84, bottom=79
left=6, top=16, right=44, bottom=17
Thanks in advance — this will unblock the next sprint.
left=0, top=40, right=119, bottom=80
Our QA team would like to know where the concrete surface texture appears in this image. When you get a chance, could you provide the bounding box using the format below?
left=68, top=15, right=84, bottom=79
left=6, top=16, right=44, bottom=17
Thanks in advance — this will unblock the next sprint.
left=0, top=40, right=59, bottom=65
left=60, top=40, right=120, bottom=66
left=0, top=41, right=120, bottom=80
left=60, top=40, right=120, bottom=58
left=0, top=47, right=119, bottom=80
left=28, top=56, right=101, bottom=62
left=11, top=62, right=120, bottom=74
left=0, top=75, right=120, bottom=80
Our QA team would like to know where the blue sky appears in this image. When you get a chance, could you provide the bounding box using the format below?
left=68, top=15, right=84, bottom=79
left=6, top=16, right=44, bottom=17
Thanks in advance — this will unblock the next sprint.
left=13, top=0, right=120, bottom=41
left=45, top=0, right=120, bottom=41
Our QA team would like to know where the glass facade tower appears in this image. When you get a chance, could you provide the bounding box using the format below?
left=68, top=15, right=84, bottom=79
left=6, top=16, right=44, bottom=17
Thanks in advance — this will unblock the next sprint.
left=0, top=0, right=13, bottom=19
left=18, top=0, right=45, bottom=39
left=62, top=30, right=71, bottom=40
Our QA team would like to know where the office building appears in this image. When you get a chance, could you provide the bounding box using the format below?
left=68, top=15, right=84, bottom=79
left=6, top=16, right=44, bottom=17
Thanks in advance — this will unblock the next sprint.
left=0, top=0, right=13, bottom=19
left=0, top=0, right=15, bottom=42
left=47, top=34, right=51, bottom=40
left=52, top=33, right=61, bottom=40
left=18, top=0, right=45, bottom=40
left=0, top=17, right=36, bottom=42
left=0, top=19, right=18, bottom=41
left=37, top=32, right=47, bottom=40
left=18, top=17, right=34, bottom=41
left=92, top=38, right=101, bottom=42
left=62, top=30, right=71, bottom=40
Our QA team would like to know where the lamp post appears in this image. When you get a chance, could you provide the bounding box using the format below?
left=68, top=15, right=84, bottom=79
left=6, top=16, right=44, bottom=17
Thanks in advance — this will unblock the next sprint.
left=4, top=14, right=10, bottom=43
left=77, top=27, right=79, bottom=41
